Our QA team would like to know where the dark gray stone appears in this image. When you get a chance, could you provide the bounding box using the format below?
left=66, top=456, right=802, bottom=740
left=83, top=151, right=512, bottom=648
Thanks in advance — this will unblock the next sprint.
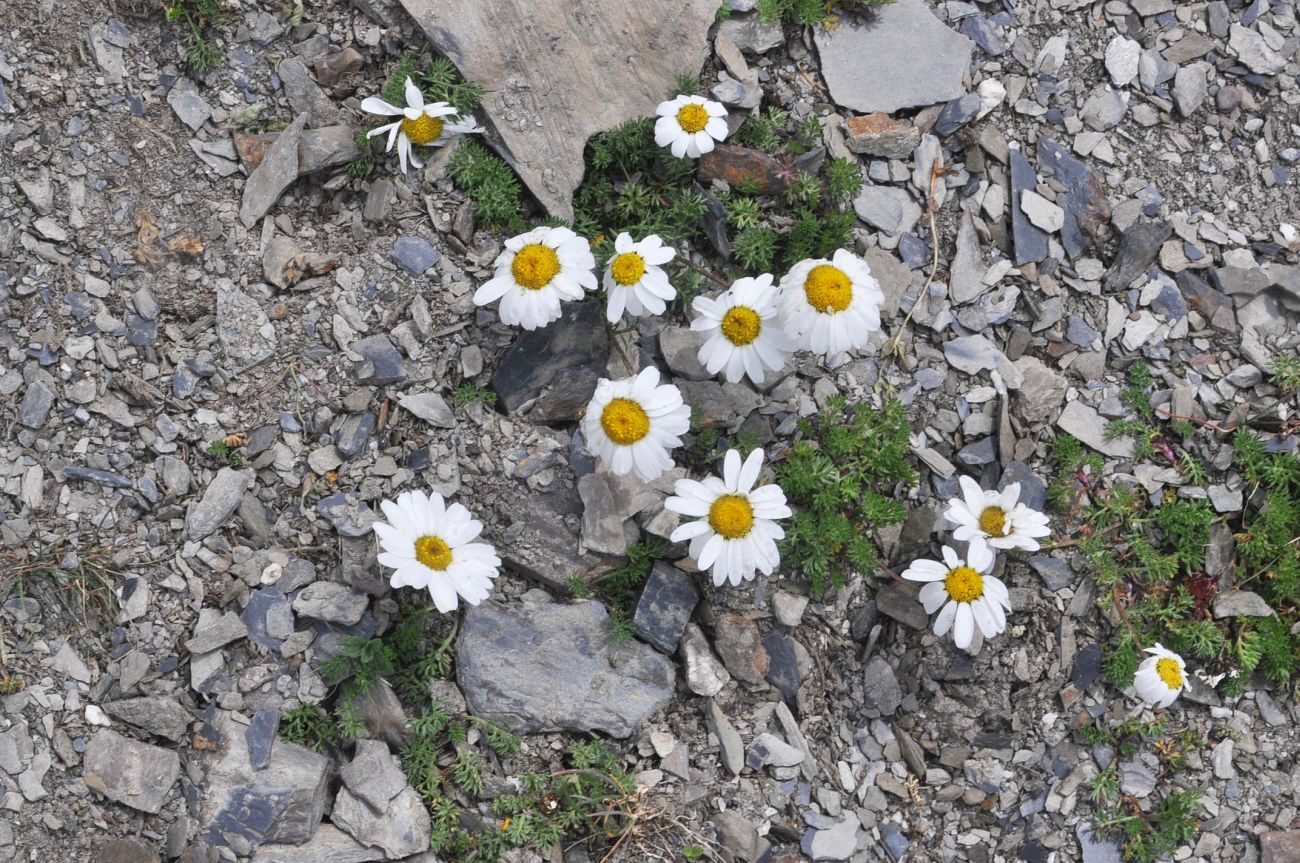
left=862, top=655, right=902, bottom=718
left=64, top=466, right=133, bottom=489
left=316, top=492, right=377, bottom=537
left=957, top=437, right=997, bottom=466
left=1071, top=643, right=1102, bottom=689
left=1077, top=823, right=1123, bottom=863
left=390, top=237, right=440, bottom=276
left=350, top=335, right=406, bottom=386
left=1029, top=556, right=1075, bottom=591
left=456, top=598, right=675, bottom=737
left=933, top=92, right=981, bottom=137
left=881, top=825, right=910, bottom=861
left=1103, top=222, right=1172, bottom=291
left=761, top=630, right=802, bottom=702
left=875, top=581, right=928, bottom=630
left=1036, top=137, right=1110, bottom=260
left=246, top=710, right=279, bottom=771
left=244, top=586, right=292, bottom=650
left=1000, top=461, right=1047, bottom=511
left=19, top=380, right=55, bottom=428
left=632, top=562, right=700, bottom=654
left=490, top=300, right=609, bottom=413
left=960, top=15, right=1004, bottom=56
left=334, top=412, right=375, bottom=458
left=1010, top=148, right=1049, bottom=264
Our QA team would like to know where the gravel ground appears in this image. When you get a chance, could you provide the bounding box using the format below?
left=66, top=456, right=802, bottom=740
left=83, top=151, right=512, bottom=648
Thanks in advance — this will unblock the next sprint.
left=1, top=0, right=1299, bottom=860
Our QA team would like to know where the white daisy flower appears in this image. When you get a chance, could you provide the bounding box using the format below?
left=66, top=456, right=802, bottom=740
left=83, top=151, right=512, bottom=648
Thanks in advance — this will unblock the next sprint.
left=473, top=226, right=597, bottom=330
left=582, top=366, right=691, bottom=482
left=902, top=544, right=1011, bottom=652
left=945, top=475, right=1051, bottom=553
left=690, top=274, right=795, bottom=385
left=665, top=448, right=792, bottom=587
left=372, top=489, right=501, bottom=613
left=778, top=249, right=885, bottom=358
left=361, top=77, right=483, bottom=175
left=654, top=95, right=729, bottom=159
left=603, top=233, right=677, bottom=322
left=1127, top=644, right=1186, bottom=708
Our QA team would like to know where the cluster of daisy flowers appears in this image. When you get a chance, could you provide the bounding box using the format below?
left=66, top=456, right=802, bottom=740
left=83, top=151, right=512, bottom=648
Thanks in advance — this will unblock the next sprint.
left=358, top=86, right=1195, bottom=710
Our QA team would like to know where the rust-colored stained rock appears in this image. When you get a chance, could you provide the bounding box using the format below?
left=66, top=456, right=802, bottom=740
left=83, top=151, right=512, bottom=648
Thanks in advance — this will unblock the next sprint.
left=698, top=145, right=786, bottom=196
left=234, top=127, right=360, bottom=174
left=844, top=113, right=921, bottom=159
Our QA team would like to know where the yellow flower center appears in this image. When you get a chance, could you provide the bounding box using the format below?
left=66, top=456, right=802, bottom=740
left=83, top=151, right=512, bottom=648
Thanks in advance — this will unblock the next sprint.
left=610, top=251, right=646, bottom=286
left=708, top=494, right=754, bottom=540
left=511, top=243, right=562, bottom=290
left=979, top=506, right=1007, bottom=537
left=600, top=398, right=651, bottom=445
left=401, top=114, right=445, bottom=146
left=804, top=265, right=853, bottom=313
left=415, top=535, right=453, bottom=571
left=720, top=306, right=762, bottom=346
left=677, top=103, right=710, bottom=134
left=1155, top=657, right=1183, bottom=690
left=944, top=566, right=984, bottom=603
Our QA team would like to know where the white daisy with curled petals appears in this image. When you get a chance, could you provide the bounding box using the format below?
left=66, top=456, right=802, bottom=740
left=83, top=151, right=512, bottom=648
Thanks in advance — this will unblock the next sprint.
left=473, top=226, right=597, bottom=330
left=690, top=273, right=796, bottom=385
left=582, top=366, right=691, bottom=482
left=778, top=248, right=885, bottom=358
left=665, top=448, right=792, bottom=587
left=372, top=489, right=500, bottom=612
left=902, top=544, right=1011, bottom=652
left=361, top=77, right=484, bottom=175
left=604, top=233, right=677, bottom=322
left=945, top=475, right=1051, bottom=553
left=1126, top=644, right=1186, bottom=709
left=654, top=95, right=728, bottom=159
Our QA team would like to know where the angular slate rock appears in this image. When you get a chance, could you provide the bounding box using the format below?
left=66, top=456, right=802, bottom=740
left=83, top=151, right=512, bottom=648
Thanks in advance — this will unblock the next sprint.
left=102, top=698, right=193, bottom=743
left=491, top=300, right=609, bottom=413
left=251, top=825, right=383, bottom=863
left=186, top=469, right=254, bottom=540
left=1036, top=137, right=1110, bottom=259
left=83, top=730, right=181, bottom=814
left=814, top=0, right=973, bottom=114
left=456, top=598, right=674, bottom=737
left=632, top=562, right=701, bottom=654
left=396, top=0, right=716, bottom=218
left=1103, top=222, right=1172, bottom=290
left=201, top=714, right=330, bottom=849
left=1010, top=148, right=1049, bottom=264
left=246, top=710, right=280, bottom=771
left=761, top=630, right=802, bottom=702
left=350, top=335, right=406, bottom=386
left=240, top=113, right=307, bottom=228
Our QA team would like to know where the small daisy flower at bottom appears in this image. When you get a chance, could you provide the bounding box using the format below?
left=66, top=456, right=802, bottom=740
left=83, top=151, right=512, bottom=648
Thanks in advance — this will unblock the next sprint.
left=902, top=544, right=1010, bottom=651
left=582, top=366, right=691, bottom=482
left=665, top=448, right=792, bottom=587
left=690, top=274, right=795, bottom=385
left=1127, top=644, right=1186, bottom=708
left=372, top=489, right=501, bottom=612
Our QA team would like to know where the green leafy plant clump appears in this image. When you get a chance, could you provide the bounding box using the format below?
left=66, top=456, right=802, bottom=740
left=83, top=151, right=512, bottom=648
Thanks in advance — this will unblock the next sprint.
left=757, top=0, right=893, bottom=26
left=777, top=395, right=915, bottom=595
left=164, top=0, right=225, bottom=72
left=449, top=140, right=526, bottom=230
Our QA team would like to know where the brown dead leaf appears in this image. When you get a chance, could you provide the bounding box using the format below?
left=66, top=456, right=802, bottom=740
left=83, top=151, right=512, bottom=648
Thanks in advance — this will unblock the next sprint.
left=134, top=211, right=162, bottom=267
left=165, top=234, right=204, bottom=256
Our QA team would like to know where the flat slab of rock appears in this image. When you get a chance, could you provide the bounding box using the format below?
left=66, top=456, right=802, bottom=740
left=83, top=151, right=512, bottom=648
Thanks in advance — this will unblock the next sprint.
left=251, top=825, right=384, bottom=863
left=815, top=0, right=973, bottom=114
left=1056, top=401, right=1134, bottom=459
left=396, top=0, right=716, bottom=218
left=82, top=730, right=180, bottom=814
left=456, top=597, right=675, bottom=737
left=186, top=468, right=254, bottom=540
left=201, top=714, right=330, bottom=848
left=240, top=112, right=307, bottom=228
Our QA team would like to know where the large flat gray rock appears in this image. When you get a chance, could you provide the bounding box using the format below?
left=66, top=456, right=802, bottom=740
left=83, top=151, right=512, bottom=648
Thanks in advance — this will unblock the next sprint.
left=82, top=730, right=180, bottom=814
left=456, top=598, right=675, bottom=737
left=395, top=0, right=716, bottom=219
left=815, top=0, right=973, bottom=114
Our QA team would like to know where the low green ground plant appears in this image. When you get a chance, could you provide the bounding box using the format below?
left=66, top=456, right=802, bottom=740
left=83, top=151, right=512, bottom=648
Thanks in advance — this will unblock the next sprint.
left=164, top=0, right=224, bottom=71
left=776, top=396, right=914, bottom=594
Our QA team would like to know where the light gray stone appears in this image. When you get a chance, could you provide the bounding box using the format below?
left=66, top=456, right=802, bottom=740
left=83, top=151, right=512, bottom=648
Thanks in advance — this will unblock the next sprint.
left=456, top=598, right=674, bottom=737
left=292, top=581, right=368, bottom=625
left=1229, top=23, right=1287, bottom=75
left=331, top=786, right=429, bottom=859
left=1212, top=590, right=1274, bottom=619
left=399, top=392, right=456, bottom=428
left=395, top=0, right=716, bottom=219
left=251, top=825, right=384, bottom=863
left=853, top=185, right=922, bottom=235
left=83, top=730, right=181, bottom=814
left=239, top=112, right=307, bottom=228
left=185, top=468, right=254, bottom=540
left=948, top=213, right=986, bottom=304
left=1056, top=401, right=1135, bottom=459
left=814, top=0, right=973, bottom=114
